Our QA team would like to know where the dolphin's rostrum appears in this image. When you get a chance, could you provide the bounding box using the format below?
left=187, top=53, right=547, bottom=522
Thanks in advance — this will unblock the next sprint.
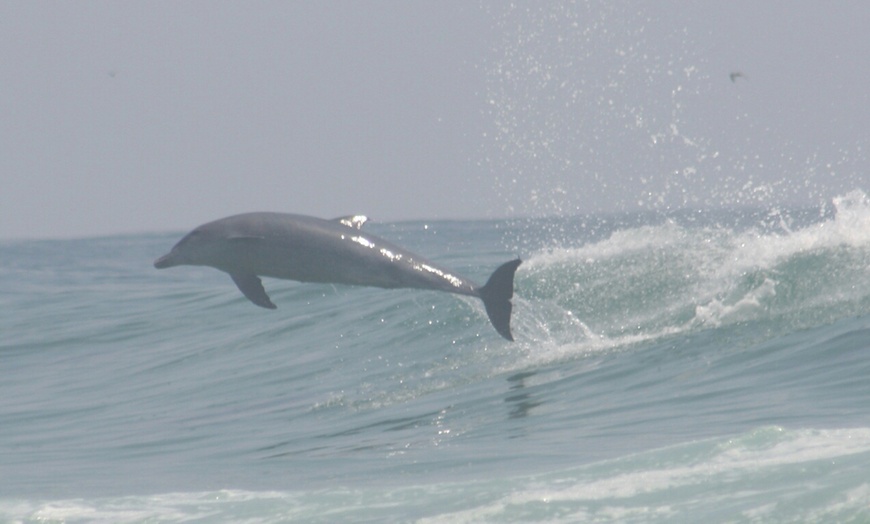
left=154, top=213, right=522, bottom=340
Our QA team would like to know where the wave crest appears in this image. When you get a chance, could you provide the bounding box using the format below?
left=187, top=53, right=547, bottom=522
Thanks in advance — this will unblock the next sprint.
left=517, top=190, right=870, bottom=355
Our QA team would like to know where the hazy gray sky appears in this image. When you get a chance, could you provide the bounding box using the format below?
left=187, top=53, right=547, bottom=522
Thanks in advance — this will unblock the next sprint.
left=2, top=1, right=868, bottom=239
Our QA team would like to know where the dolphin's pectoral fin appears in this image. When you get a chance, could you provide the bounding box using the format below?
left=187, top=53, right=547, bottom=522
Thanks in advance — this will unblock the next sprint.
left=334, top=215, right=369, bottom=230
left=230, top=273, right=277, bottom=309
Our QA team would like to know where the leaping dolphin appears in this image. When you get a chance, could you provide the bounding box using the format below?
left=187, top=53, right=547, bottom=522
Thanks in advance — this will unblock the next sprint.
left=154, top=213, right=522, bottom=341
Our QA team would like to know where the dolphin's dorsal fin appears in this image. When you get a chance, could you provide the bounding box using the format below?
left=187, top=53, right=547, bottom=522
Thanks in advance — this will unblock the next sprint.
left=230, top=273, right=277, bottom=309
left=334, top=215, right=369, bottom=230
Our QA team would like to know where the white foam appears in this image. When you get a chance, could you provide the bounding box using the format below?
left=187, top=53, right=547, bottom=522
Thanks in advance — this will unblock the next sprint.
left=3, top=489, right=289, bottom=524
left=419, top=427, right=870, bottom=523
left=528, top=190, right=870, bottom=279
left=693, top=276, right=778, bottom=327
left=4, top=428, right=869, bottom=523
left=517, top=190, right=870, bottom=360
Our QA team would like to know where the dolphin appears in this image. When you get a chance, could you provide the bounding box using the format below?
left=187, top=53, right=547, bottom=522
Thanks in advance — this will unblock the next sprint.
left=154, top=213, right=522, bottom=341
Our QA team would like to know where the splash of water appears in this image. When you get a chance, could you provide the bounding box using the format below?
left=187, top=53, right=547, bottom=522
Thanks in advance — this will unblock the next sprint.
left=515, top=190, right=870, bottom=363
left=478, top=1, right=867, bottom=224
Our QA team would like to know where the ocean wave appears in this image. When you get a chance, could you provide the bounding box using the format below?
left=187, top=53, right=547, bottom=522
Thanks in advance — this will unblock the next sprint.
left=515, top=190, right=870, bottom=360
left=6, top=427, right=869, bottom=523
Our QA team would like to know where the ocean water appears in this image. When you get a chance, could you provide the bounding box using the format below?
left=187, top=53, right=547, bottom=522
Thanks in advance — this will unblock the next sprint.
left=3, top=190, right=870, bottom=523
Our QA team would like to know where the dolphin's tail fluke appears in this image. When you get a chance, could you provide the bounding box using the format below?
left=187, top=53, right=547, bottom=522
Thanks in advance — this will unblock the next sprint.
left=478, top=259, right=522, bottom=341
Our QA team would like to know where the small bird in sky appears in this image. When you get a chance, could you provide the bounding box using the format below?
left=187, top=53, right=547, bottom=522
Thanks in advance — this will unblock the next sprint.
left=730, top=71, right=746, bottom=83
